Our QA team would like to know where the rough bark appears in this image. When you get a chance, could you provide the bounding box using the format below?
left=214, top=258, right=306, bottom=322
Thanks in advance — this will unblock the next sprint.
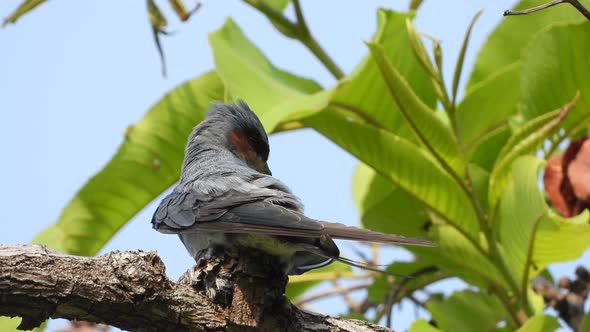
left=0, top=244, right=391, bottom=332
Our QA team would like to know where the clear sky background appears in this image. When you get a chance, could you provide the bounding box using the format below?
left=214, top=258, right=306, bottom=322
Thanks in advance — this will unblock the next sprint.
left=1, top=1, right=588, bottom=331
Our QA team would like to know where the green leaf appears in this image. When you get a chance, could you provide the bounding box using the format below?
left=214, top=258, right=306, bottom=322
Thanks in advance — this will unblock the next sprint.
left=488, top=97, right=576, bottom=208
left=330, top=10, right=436, bottom=133
left=33, top=71, right=225, bottom=255
left=469, top=126, right=511, bottom=172
left=498, top=156, right=590, bottom=288
left=515, top=315, right=560, bottom=332
left=352, top=163, right=427, bottom=238
left=367, top=42, right=465, bottom=176
left=497, top=156, right=546, bottom=287
left=0, top=317, right=45, bottom=332
left=451, top=10, right=482, bottom=103
left=413, top=225, right=506, bottom=288
left=167, top=0, right=200, bottom=21
left=534, top=210, right=590, bottom=268
left=579, top=312, right=590, bottom=332
left=0, top=318, right=21, bottom=332
left=264, top=0, right=290, bottom=11
left=405, top=19, right=450, bottom=111
left=306, top=110, right=480, bottom=240
left=2, top=0, right=46, bottom=27
left=208, top=18, right=328, bottom=132
left=457, top=63, right=520, bottom=153
left=409, top=319, right=442, bottom=332
left=468, top=163, right=490, bottom=213
left=521, top=21, right=590, bottom=123
left=404, top=19, right=439, bottom=84
left=148, top=0, right=168, bottom=30
left=426, top=290, right=506, bottom=332
left=467, top=0, right=590, bottom=88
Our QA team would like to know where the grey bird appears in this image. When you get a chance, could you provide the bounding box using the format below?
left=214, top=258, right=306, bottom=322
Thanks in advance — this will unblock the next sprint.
left=152, top=101, right=433, bottom=275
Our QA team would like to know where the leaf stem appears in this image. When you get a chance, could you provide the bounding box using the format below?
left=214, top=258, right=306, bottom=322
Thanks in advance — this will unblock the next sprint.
left=243, top=0, right=344, bottom=79
left=300, top=34, right=345, bottom=79
left=544, top=105, right=590, bottom=159
left=293, top=0, right=310, bottom=35
left=520, top=214, right=544, bottom=314
left=292, top=0, right=345, bottom=79
left=493, top=285, right=528, bottom=326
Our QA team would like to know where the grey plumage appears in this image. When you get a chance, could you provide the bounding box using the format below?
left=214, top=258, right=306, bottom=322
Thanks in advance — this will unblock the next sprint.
left=152, top=101, right=433, bottom=275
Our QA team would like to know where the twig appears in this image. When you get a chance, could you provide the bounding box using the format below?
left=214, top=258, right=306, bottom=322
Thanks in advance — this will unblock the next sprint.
left=384, top=266, right=439, bottom=328
left=504, top=0, right=590, bottom=21
left=295, top=281, right=371, bottom=308
left=407, top=294, right=426, bottom=309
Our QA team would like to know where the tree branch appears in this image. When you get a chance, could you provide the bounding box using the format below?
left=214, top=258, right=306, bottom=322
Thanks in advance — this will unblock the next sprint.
left=0, top=244, right=393, bottom=332
left=504, top=0, right=590, bottom=21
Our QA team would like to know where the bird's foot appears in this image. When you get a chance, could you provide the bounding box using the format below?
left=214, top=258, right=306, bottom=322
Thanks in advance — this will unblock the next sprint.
left=178, top=246, right=237, bottom=305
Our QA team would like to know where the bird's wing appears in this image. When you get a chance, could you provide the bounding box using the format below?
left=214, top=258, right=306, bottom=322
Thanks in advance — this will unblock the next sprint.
left=152, top=191, right=324, bottom=236
left=153, top=192, right=433, bottom=247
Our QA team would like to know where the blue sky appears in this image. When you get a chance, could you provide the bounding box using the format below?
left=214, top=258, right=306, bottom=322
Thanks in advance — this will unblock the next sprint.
left=2, top=0, right=587, bottom=331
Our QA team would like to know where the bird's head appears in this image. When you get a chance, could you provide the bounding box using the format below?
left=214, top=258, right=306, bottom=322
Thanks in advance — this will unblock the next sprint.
left=184, top=101, right=271, bottom=175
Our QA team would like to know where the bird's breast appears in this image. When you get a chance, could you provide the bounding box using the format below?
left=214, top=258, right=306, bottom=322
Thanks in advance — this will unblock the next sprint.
left=179, top=232, right=298, bottom=260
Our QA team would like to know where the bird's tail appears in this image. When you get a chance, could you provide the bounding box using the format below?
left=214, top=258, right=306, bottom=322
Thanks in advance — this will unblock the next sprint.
left=321, top=222, right=434, bottom=247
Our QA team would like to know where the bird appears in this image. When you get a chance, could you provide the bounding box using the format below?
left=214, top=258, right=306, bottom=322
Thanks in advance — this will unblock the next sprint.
left=152, top=101, right=433, bottom=275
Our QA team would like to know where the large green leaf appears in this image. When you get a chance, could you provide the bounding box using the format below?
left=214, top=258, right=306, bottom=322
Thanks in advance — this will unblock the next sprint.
left=208, top=18, right=330, bottom=132
left=497, top=157, right=546, bottom=286
left=520, top=21, right=590, bottom=123
left=352, top=163, right=427, bottom=238
left=426, top=290, right=507, bottom=332
left=33, top=71, right=225, bottom=255
left=515, top=315, right=560, bottom=332
left=534, top=210, right=590, bottom=268
left=467, top=0, right=589, bottom=88
left=330, top=9, right=436, bottom=133
left=579, top=312, right=590, bottom=332
left=457, top=63, right=520, bottom=153
left=469, top=126, right=511, bottom=172
left=413, top=225, right=506, bottom=289
left=367, top=42, right=465, bottom=176
left=409, top=319, right=442, bottom=332
left=468, top=163, right=490, bottom=213
left=488, top=101, right=574, bottom=208
left=0, top=317, right=45, bottom=332
left=306, top=110, right=480, bottom=240
left=0, top=318, right=23, bottom=332
left=498, top=156, right=590, bottom=288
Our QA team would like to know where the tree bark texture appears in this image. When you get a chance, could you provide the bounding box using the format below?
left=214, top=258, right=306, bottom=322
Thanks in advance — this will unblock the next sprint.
left=0, top=244, right=391, bottom=332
